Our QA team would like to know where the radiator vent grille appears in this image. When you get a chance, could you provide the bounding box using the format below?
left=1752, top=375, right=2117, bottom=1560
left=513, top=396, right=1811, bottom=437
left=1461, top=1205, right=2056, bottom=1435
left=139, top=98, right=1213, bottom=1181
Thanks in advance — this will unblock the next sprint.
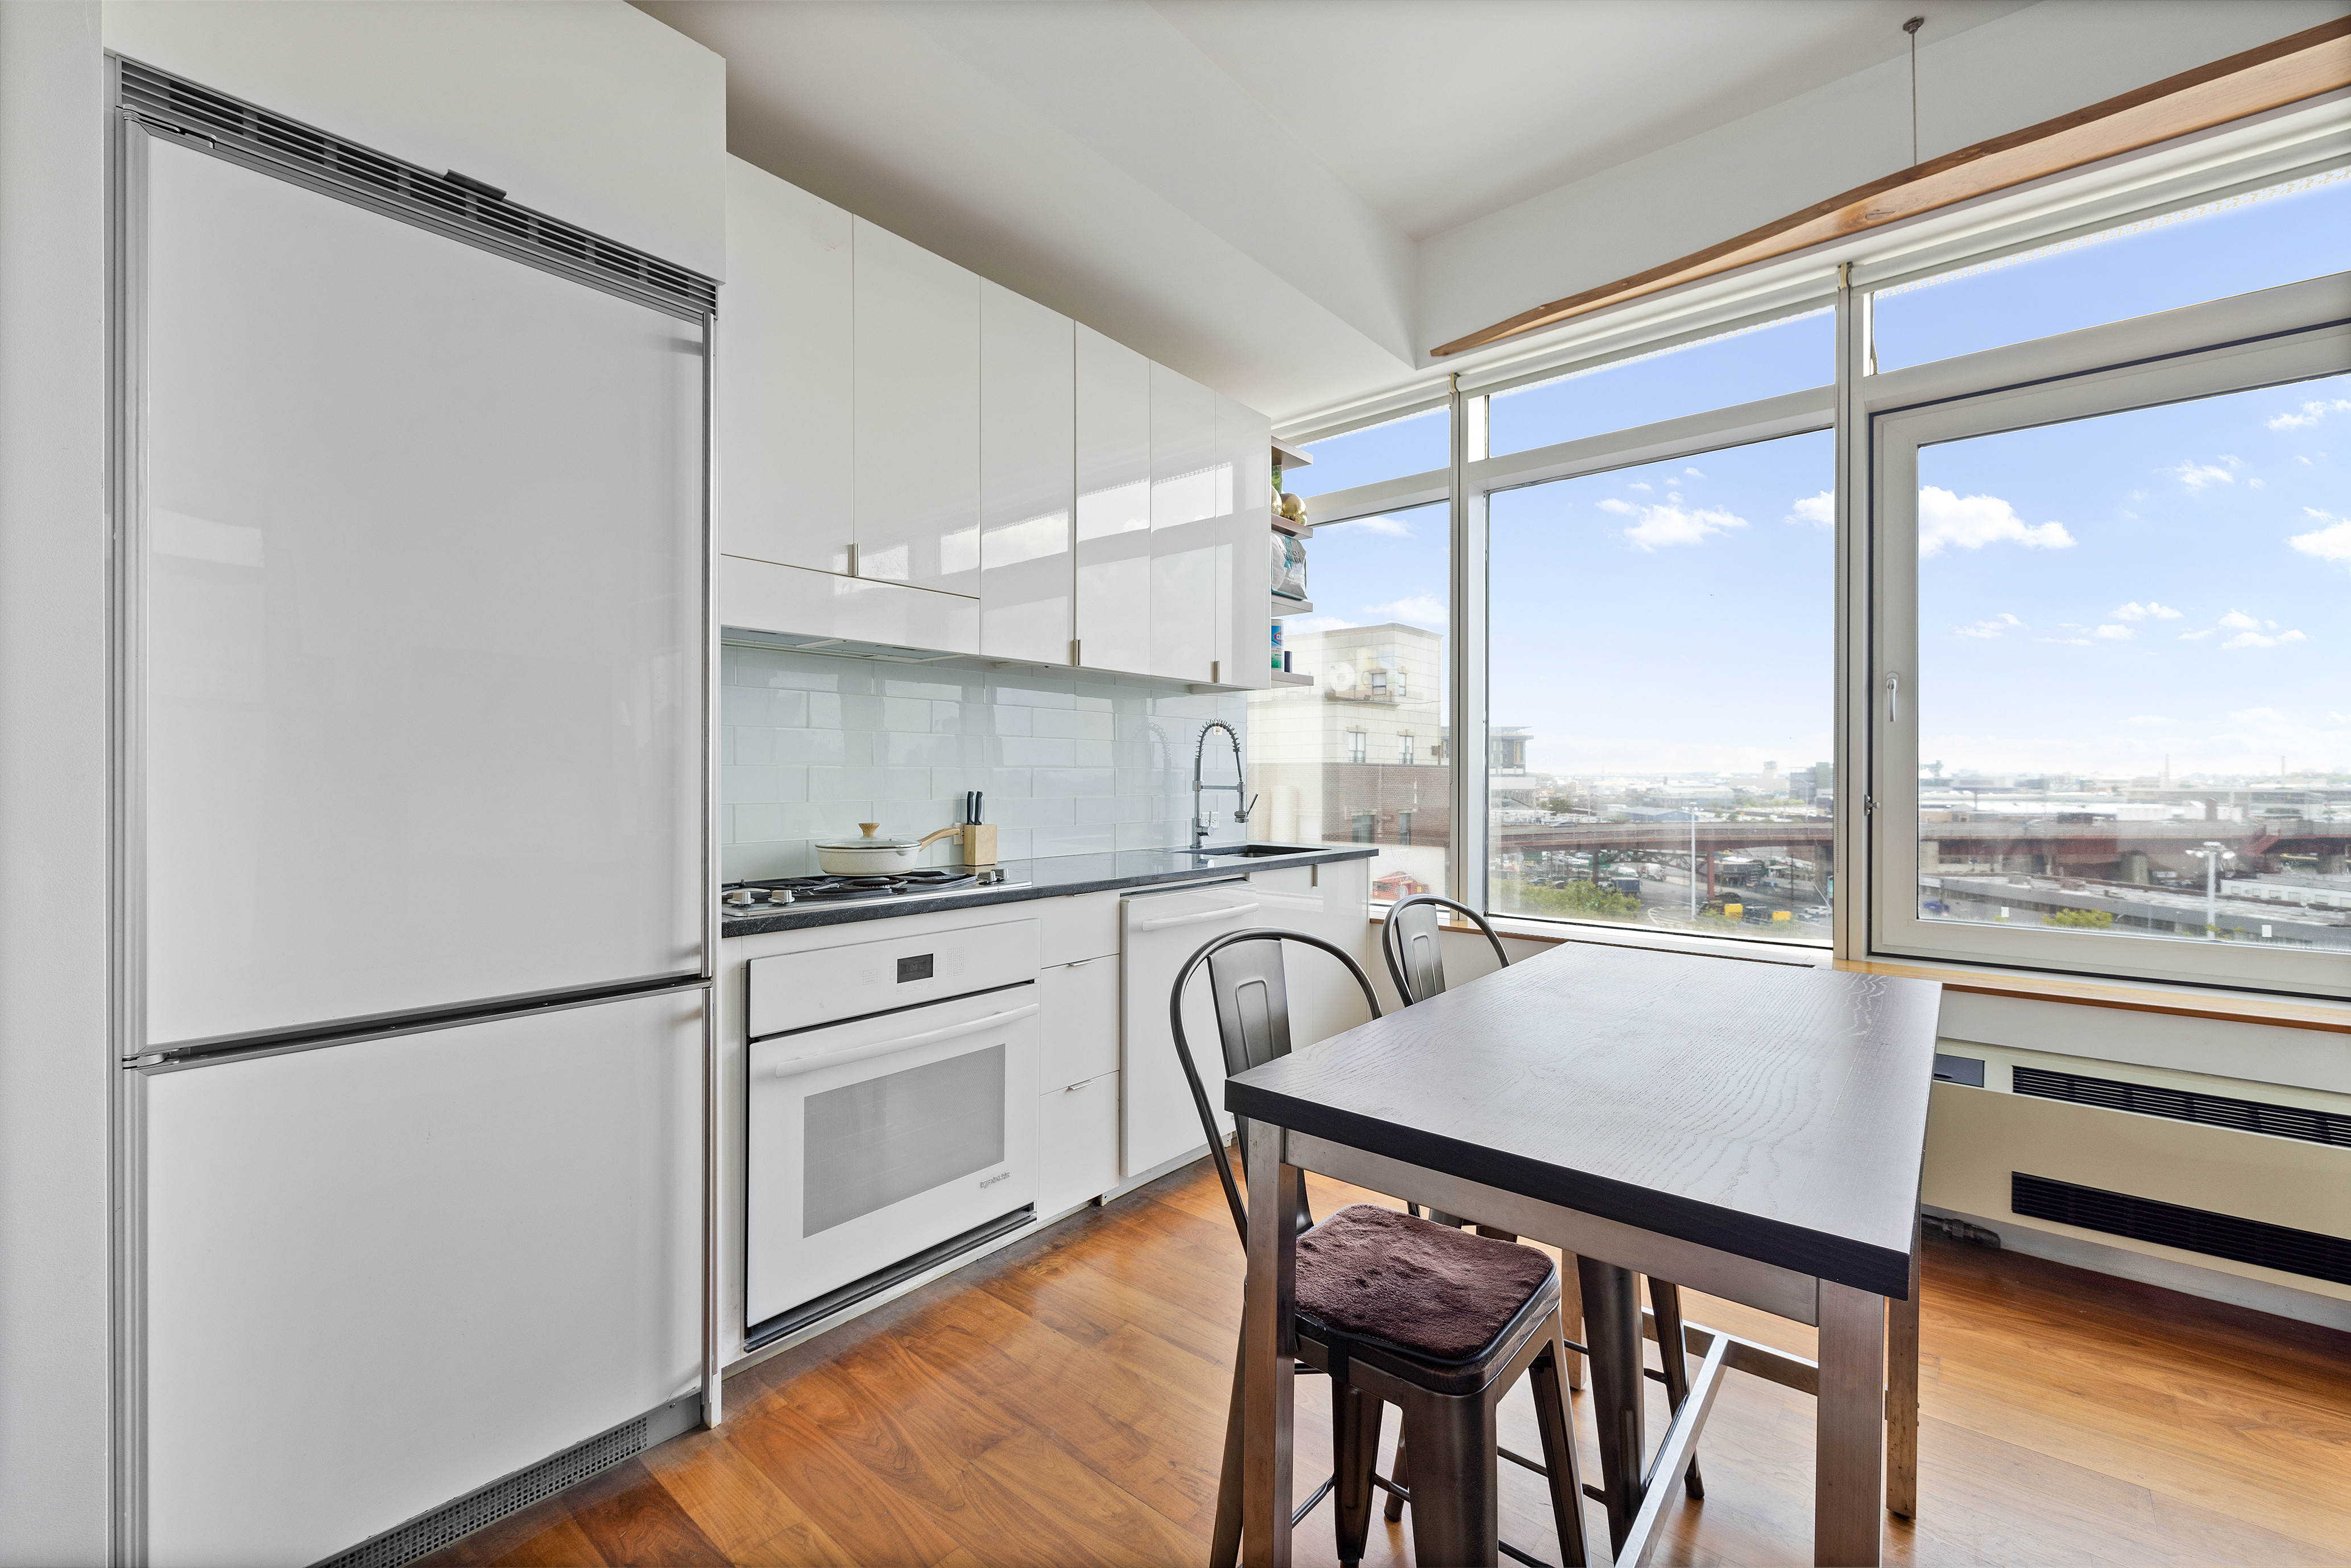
left=2011, top=1172, right=2351, bottom=1288
left=2011, top=1065, right=2351, bottom=1148
left=117, top=60, right=716, bottom=317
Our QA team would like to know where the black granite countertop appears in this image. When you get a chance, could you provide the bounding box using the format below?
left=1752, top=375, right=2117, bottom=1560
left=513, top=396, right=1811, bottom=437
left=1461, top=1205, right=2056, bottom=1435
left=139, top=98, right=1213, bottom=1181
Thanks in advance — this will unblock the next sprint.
left=720, top=844, right=1378, bottom=937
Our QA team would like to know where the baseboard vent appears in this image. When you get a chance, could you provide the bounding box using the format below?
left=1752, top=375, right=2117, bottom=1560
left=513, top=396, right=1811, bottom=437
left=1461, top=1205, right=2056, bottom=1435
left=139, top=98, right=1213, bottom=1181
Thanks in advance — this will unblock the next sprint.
left=2012, top=1066, right=2351, bottom=1148
left=2011, top=1172, right=2351, bottom=1288
left=311, top=1392, right=701, bottom=1568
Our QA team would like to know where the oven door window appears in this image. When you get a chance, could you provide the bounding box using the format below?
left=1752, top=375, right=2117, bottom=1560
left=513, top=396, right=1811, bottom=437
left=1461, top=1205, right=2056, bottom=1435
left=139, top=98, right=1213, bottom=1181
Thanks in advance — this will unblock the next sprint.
left=804, top=1044, right=1006, bottom=1237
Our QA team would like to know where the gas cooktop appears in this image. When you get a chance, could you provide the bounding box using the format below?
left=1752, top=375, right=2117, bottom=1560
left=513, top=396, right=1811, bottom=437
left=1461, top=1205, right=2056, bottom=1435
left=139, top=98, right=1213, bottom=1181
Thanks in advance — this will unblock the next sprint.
left=722, top=868, right=1022, bottom=909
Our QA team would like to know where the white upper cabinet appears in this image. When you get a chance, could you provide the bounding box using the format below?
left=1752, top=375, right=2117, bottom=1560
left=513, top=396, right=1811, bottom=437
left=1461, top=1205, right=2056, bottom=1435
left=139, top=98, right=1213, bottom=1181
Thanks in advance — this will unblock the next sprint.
left=853, top=217, right=980, bottom=599
left=979, top=283, right=1075, bottom=665
left=721, top=158, right=852, bottom=574
left=1074, top=326, right=1153, bottom=677
left=1215, top=393, right=1274, bottom=691
left=1149, top=363, right=1219, bottom=683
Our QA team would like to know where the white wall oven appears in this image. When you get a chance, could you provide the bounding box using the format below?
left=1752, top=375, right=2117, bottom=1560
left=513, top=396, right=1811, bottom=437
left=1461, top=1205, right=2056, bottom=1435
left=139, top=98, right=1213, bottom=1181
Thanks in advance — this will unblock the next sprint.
left=744, top=919, right=1040, bottom=1347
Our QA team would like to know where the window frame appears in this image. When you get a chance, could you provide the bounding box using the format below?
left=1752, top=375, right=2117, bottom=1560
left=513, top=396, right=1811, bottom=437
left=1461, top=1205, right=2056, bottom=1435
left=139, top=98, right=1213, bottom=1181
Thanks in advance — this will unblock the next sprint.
left=1860, top=273, right=2351, bottom=998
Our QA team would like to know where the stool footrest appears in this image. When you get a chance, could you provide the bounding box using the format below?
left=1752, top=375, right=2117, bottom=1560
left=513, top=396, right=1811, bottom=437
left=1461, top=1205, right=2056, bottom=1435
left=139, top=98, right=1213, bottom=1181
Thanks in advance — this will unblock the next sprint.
left=1290, top=1473, right=1336, bottom=1528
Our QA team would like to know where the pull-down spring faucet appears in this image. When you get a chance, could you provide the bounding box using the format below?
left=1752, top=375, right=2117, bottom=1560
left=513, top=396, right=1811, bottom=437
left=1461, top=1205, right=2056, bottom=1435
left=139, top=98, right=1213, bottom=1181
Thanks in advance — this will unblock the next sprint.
left=1191, top=721, right=1255, bottom=852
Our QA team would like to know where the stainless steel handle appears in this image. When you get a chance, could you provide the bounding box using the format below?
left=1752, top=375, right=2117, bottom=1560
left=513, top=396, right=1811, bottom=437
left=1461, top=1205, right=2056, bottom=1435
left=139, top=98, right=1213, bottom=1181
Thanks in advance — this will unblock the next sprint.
left=769, top=1001, right=1041, bottom=1080
left=1886, top=670, right=1901, bottom=723
left=1136, top=899, right=1261, bottom=931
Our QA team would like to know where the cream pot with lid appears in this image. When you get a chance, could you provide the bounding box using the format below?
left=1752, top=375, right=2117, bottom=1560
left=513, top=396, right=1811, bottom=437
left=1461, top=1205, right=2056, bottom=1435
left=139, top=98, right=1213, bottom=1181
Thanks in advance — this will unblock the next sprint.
left=814, top=822, right=962, bottom=875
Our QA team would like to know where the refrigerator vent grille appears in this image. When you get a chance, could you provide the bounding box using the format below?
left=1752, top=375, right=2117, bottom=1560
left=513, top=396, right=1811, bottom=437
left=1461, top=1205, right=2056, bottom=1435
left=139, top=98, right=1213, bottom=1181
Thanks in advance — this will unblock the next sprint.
left=2011, top=1065, right=2351, bottom=1147
left=2010, top=1172, right=2351, bottom=1288
left=117, top=60, right=717, bottom=317
left=310, top=1414, right=648, bottom=1568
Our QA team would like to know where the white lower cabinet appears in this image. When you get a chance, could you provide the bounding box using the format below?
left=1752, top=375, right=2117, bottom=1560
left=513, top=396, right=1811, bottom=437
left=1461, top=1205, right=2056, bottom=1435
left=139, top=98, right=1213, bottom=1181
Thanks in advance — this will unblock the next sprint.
left=1038, top=1071, right=1121, bottom=1216
left=1040, top=953, right=1119, bottom=1087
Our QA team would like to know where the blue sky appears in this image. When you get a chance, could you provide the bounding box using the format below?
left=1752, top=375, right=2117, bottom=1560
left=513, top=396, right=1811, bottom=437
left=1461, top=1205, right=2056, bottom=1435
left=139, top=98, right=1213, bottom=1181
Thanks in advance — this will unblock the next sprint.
left=1286, top=173, right=2348, bottom=786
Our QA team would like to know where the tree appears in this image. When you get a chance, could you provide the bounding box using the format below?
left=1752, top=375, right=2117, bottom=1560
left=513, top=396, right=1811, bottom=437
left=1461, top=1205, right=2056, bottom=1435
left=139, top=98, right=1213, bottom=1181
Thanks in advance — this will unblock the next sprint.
left=2043, top=908, right=2114, bottom=930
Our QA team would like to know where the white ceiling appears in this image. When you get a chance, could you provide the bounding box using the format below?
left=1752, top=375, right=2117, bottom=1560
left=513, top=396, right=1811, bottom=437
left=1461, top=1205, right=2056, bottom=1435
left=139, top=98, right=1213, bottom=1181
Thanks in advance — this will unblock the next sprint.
left=638, top=0, right=2341, bottom=426
left=1145, top=0, right=2031, bottom=240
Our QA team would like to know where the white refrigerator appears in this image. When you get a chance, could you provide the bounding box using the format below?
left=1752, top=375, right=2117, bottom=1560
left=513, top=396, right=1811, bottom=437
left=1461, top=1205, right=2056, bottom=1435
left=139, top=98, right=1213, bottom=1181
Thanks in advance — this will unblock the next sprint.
left=114, top=64, right=711, bottom=1567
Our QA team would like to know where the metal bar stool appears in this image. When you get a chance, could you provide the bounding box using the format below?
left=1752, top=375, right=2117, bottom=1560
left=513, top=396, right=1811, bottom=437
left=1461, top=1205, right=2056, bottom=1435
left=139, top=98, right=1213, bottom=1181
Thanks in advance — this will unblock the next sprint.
left=1173, top=927, right=1590, bottom=1568
left=1380, top=894, right=1710, bottom=1554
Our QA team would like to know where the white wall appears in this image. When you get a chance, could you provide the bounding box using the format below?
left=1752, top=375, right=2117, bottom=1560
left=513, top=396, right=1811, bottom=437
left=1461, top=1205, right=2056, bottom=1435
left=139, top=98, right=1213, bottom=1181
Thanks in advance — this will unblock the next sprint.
left=102, top=0, right=726, bottom=276
left=1416, top=0, right=2351, bottom=362
left=0, top=5, right=110, bottom=1562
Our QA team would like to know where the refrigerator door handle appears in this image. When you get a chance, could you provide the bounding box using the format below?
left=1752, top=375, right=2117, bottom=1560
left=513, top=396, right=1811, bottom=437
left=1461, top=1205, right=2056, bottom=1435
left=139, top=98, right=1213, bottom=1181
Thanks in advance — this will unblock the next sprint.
left=771, top=1002, right=1041, bottom=1080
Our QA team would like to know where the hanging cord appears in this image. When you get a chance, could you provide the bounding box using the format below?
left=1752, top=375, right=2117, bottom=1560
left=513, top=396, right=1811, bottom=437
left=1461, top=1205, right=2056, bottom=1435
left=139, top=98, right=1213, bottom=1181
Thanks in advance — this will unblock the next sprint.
left=1905, top=16, right=1925, bottom=167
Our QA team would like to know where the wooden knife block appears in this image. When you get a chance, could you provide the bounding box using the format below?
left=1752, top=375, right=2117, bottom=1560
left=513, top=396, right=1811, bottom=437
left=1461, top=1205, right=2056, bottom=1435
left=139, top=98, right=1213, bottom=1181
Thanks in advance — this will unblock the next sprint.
left=961, top=824, right=999, bottom=867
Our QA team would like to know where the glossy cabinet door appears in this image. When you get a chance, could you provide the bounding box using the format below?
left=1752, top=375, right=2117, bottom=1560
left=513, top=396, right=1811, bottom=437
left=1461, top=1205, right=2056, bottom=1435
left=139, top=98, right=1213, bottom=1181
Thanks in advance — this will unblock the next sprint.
left=979, top=282, right=1075, bottom=665
left=853, top=217, right=980, bottom=598
left=1215, top=393, right=1274, bottom=690
left=1073, top=325, right=1152, bottom=676
left=721, top=157, right=852, bottom=574
left=1037, top=1072, right=1120, bottom=1217
left=1149, top=362, right=1219, bottom=682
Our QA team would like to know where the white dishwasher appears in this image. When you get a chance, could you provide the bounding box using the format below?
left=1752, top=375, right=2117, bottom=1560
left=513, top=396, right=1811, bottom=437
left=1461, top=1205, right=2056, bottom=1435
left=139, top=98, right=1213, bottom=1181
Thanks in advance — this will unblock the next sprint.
left=745, top=918, right=1040, bottom=1348
left=1121, top=880, right=1262, bottom=1179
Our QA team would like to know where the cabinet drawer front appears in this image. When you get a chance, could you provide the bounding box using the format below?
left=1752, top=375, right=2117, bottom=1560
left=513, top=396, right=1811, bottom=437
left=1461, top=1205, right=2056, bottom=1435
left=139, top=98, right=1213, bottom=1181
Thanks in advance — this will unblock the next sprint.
left=1040, top=955, right=1119, bottom=1088
left=1038, top=1071, right=1120, bottom=1217
left=1038, top=890, right=1119, bottom=966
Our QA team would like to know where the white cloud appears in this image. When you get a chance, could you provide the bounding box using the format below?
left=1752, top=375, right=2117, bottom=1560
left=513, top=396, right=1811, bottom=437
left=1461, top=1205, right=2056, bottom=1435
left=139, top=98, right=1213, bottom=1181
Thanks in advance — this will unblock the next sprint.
left=2216, top=609, right=2262, bottom=630
left=1363, top=595, right=1447, bottom=629
left=2222, top=628, right=2308, bottom=651
left=2126, top=715, right=2174, bottom=724
left=1628, top=482, right=1652, bottom=493
left=2112, top=602, right=2182, bottom=620
left=1607, top=501, right=1749, bottom=550
left=1788, top=491, right=1833, bottom=529
left=2038, top=636, right=2093, bottom=646
left=2268, top=397, right=2351, bottom=431
left=1916, top=487, right=2073, bottom=555
left=1666, top=491, right=1684, bottom=503
left=1956, top=612, right=2025, bottom=638
left=2288, top=511, right=2351, bottom=564
left=1321, top=513, right=1410, bottom=537
left=2093, top=624, right=2133, bottom=640
left=2170, top=461, right=2234, bottom=491
left=2179, top=628, right=2214, bottom=641
left=1682, top=467, right=1704, bottom=478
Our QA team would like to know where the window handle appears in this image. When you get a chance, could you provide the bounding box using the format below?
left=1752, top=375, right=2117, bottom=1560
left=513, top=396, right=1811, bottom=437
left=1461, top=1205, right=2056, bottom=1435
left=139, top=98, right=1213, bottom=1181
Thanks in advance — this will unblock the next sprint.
left=1886, top=670, right=1901, bottom=723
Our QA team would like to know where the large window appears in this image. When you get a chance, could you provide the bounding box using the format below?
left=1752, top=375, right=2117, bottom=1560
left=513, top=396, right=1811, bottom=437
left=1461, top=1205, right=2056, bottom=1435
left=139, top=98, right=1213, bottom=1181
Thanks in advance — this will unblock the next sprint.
left=1247, top=499, right=1451, bottom=904
left=1285, top=405, right=1448, bottom=497
left=1870, top=305, right=2349, bottom=997
left=1487, top=432, right=1836, bottom=943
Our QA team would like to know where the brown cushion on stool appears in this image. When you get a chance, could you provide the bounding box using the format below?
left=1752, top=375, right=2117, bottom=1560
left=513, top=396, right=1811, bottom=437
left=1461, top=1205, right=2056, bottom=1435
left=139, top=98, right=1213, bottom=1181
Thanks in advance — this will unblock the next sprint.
left=1295, top=1204, right=1554, bottom=1362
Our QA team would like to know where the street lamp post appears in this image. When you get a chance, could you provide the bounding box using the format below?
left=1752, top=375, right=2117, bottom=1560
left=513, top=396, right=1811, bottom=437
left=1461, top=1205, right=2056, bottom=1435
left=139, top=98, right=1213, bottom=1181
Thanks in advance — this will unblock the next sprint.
left=2187, top=840, right=2236, bottom=939
left=1687, top=802, right=1699, bottom=920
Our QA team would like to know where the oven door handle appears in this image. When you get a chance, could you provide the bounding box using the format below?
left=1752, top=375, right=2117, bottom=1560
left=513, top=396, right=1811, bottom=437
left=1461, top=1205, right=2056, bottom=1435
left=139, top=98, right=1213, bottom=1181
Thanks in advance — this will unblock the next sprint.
left=770, top=1001, right=1041, bottom=1080
left=1134, top=899, right=1261, bottom=931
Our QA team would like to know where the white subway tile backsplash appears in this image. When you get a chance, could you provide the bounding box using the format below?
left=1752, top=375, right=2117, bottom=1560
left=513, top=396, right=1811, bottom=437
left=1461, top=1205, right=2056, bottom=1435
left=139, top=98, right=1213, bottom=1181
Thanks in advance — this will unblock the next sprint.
left=721, top=644, right=1248, bottom=880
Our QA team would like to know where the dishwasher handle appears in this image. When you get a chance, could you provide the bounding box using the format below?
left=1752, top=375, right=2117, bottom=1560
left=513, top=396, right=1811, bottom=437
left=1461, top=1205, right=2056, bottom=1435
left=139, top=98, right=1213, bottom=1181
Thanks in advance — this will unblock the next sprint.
left=1135, top=899, right=1261, bottom=932
left=770, top=1001, right=1041, bottom=1080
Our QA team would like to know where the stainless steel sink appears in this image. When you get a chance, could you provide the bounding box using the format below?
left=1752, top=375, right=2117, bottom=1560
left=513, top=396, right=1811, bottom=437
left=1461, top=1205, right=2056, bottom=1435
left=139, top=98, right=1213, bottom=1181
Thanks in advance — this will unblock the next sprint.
left=1191, top=844, right=1317, bottom=858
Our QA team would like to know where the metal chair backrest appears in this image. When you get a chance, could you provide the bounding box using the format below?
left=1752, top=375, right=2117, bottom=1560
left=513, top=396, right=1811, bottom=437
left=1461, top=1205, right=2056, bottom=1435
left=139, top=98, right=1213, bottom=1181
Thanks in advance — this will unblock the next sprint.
left=1380, top=893, right=1511, bottom=1006
left=1168, top=927, right=1383, bottom=1247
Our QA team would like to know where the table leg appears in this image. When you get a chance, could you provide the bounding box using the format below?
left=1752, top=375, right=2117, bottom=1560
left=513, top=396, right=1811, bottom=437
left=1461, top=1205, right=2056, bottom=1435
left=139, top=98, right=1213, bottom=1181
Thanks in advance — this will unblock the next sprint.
left=1575, top=1256, right=1644, bottom=1555
left=1816, top=1280, right=1887, bottom=1567
left=1887, top=1218, right=1922, bottom=1520
left=1242, top=1119, right=1298, bottom=1568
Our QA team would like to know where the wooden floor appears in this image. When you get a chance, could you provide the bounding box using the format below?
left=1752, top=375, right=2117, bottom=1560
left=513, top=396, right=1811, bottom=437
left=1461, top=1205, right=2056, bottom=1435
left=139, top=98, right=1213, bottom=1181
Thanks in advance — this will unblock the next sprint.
left=419, top=1160, right=2351, bottom=1567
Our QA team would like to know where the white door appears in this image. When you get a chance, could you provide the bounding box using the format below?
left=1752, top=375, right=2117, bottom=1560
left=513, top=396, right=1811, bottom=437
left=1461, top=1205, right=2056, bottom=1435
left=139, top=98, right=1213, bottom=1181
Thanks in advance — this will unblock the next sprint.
left=979, top=281, right=1075, bottom=665
left=1215, top=393, right=1274, bottom=690
left=1150, top=362, right=1219, bottom=682
left=138, top=134, right=702, bottom=1048
left=1120, top=881, right=1263, bottom=1177
left=1074, top=325, right=1153, bottom=676
left=144, top=990, right=704, bottom=1568
left=853, top=216, right=980, bottom=598
left=720, top=157, right=853, bottom=574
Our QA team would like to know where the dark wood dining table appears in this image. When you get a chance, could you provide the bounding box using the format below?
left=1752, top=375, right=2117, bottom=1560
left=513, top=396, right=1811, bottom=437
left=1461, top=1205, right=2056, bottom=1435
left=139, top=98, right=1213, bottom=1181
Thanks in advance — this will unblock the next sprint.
left=1224, top=940, right=1942, bottom=1567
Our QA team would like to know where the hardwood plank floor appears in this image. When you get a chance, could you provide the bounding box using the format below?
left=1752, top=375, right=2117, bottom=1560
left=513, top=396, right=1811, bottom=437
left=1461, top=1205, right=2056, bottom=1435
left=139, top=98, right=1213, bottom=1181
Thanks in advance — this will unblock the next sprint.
left=417, top=1160, right=2351, bottom=1567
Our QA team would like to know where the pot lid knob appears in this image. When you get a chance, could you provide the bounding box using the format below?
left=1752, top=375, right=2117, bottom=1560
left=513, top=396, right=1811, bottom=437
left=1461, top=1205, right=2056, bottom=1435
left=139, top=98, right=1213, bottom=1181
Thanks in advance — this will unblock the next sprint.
left=858, top=822, right=881, bottom=838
